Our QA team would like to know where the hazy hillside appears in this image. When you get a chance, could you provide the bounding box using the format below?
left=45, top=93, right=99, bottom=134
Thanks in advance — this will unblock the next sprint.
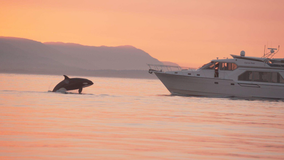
left=0, top=37, right=164, bottom=78
left=45, top=42, right=162, bottom=70
left=0, top=37, right=73, bottom=72
left=161, top=61, right=180, bottom=66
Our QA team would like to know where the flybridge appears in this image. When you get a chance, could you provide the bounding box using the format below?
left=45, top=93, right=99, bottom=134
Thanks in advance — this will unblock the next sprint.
left=231, top=54, right=268, bottom=62
left=230, top=47, right=284, bottom=68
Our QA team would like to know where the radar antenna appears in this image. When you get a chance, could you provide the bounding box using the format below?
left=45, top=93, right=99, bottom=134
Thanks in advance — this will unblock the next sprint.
left=262, top=45, right=280, bottom=59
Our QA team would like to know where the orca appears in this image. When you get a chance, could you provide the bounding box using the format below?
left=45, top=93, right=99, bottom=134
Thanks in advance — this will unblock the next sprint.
left=52, top=75, right=93, bottom=94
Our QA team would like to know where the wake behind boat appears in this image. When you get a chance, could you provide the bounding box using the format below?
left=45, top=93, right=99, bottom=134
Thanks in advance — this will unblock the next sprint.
left=149, top=47, right=284, bottom=99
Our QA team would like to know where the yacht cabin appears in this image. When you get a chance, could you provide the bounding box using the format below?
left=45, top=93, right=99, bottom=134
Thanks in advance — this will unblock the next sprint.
left=167, top=54, right=284, bottom=85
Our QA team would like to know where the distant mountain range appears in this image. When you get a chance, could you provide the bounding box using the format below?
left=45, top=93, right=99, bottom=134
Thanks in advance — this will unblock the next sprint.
left=0, top=37, right=177, bottom=78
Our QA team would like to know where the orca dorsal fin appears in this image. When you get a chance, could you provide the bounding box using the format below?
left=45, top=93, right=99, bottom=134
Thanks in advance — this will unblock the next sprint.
left=63, top=75, right=70, bottom=80
left=63, top=75, right=70, bottom=84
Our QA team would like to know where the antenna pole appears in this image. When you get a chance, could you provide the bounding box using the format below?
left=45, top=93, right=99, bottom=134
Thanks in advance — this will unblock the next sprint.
left=264, top=45, right=266, bottom=57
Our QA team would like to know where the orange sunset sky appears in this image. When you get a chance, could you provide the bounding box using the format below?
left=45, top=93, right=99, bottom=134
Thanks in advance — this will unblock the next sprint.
left=1, top=0, right=284, bottom=67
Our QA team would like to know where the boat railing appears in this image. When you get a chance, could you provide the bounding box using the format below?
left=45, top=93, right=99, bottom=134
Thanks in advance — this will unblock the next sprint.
left=148, top=64, right=195, bottom=74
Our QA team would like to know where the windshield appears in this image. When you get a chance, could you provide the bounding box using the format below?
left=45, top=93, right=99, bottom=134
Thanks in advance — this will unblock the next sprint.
left=200, top=62, right=214, bottom=69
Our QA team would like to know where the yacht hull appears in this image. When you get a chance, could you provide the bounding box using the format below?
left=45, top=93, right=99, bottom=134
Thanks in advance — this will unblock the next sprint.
left=155, top=72, right=284, bottom=99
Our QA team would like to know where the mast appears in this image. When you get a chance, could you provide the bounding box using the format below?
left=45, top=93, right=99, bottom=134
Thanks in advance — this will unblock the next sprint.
left=262, top=45, right=280, bottom=59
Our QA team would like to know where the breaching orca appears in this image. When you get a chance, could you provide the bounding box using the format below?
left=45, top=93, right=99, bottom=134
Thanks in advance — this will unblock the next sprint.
left=52, top=75, right=93, bottom=94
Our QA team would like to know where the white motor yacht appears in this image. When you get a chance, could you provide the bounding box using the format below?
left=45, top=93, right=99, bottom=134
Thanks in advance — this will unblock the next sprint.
left=149, top=47, right=284, bottom=99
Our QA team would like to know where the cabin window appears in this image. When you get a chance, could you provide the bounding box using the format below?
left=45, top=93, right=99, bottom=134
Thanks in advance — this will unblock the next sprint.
left=238, top=71, right=253, bottom=81
left=280, top=74, right=284, bottom=83
left=220, top=63, right=237, bottom=71
left=238, top=71, right=284, bottom=83
left=203, top=63, right=215, bottom=69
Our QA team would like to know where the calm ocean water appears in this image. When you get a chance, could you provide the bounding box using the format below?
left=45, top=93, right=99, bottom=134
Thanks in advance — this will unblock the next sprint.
left=0, top=73, right=284, bottom=160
